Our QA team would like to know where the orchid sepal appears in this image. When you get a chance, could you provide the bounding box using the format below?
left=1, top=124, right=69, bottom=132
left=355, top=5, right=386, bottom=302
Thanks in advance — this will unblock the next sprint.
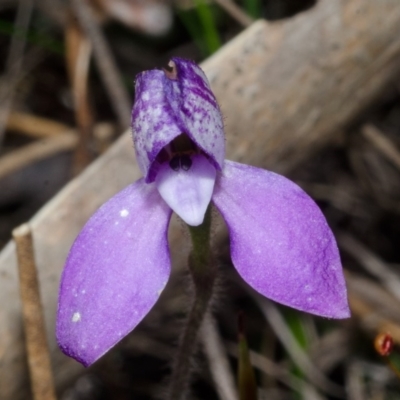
left=56, top=179, right=172, bottom=366
left=132, top=57, right=225, bottom=182
left=212, top=160, right=350, bottom=319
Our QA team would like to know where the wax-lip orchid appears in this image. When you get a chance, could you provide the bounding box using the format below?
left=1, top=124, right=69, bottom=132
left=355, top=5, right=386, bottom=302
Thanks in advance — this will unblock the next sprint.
left=57, top=57, right=350, bottom=367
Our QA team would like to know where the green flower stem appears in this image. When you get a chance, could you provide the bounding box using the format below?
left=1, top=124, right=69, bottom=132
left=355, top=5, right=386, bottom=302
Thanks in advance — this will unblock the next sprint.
left=167, top=207, right=217, bottom=400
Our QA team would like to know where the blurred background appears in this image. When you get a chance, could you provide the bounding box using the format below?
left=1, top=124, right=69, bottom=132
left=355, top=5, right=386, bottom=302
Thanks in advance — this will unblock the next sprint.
left=2, top=0, right=400, bottom=399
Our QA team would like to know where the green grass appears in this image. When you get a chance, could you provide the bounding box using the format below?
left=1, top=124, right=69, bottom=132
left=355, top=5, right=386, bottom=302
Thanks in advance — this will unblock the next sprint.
left=242, top=0, right=263, bottom=18
left=0, top=19, right=64, bottom=55
left=177, top=0, right=222, bottom=57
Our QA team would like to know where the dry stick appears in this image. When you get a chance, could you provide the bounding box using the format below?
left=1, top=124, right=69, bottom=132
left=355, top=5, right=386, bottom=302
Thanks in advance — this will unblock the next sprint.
left=254, top=297, right=345, bottom=398
left=338, top=232, right=400, bottom=301
left=212, top=0, right=254, bottom=27
left=309, top=329, right=350, bottom=373
left=301, top=385, right=328, bottom=400
left=349, top=293, right=400, bottom=344
left=225, top=341, right=321, bottom=395
left=13, top=224, right=56, bottom=400
left=201, top=314, right=238, bottom=400
left=36, top=0, right=66, bottom=26
left=6, top=112, right=73, bottom=138
left=4, top=0, right=31, bottom=72
left=345, top=271, right=400, bottom=326
left=66, top=14, right=95, bottom=173
left=0, top=0, right=33, bottom=146
left=0, top=133, right=78, bottom=180
left=70, top=0, right=131, bottom=128
left=0, top=45, right=44, bottom=105
left=346, top=362, right=366, bottom=400
left=362, top=124, right=400, bottom=171
left=297, top=181, right=362, bottom=217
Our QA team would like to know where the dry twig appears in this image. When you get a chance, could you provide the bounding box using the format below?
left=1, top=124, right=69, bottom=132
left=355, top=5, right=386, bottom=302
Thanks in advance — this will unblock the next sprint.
left=349, top=294, right=400, bottom=344
left=13, top=224, right=56, bottom=400
left=0, top=0, right=33, bottom=146
left=345, top=272, right=400, bottom=326
left=298, top=181, right=366, bottom=217
left=254, top=297, right=345, bottom=398
left=70, top=0, right=131, bottom=128
left=212, top=0, right=254, bottom=27
left=0, top=133, right=78, bottom=180
left=226, top=341, right=325, bottom=396
left=346, top=362, right=366, bottom=400
left=362, top=124, right=400, bottom=171
left=338, top=233, right=400, bottom=300
left=201, top=314, right=238, bottom=400
left=66, top=14, right=95, bottom=173
left=36, top=0, right=66, bottom=26
left=310, top=329, right=350, bottom=373
left=6, top=112, right=73, bottom=138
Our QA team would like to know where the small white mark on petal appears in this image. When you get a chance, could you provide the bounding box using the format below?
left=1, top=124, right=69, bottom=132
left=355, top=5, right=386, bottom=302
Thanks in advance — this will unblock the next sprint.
left=142, top=91, right=150, bottom=101
left=72, top=312, right=81, bottom=322
left=120, top=209, right=129, bottom=217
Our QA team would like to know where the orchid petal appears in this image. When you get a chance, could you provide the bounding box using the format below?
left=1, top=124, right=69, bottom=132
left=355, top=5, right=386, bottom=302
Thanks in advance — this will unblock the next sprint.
left=132, top=58, right=225, bottom=182
left=132, top=69, right=181, bottom=181
left=212, top=161, right=350, bottom=319
left=167, top=58, right=225, bottom=170
left=155, top=154, right=216, bottom=226
left=56, top=180, right=172, bottom=366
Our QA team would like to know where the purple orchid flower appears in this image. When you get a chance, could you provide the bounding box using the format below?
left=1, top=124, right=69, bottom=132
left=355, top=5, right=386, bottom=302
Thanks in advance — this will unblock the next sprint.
left=57, top=58, right=350, bottom=367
